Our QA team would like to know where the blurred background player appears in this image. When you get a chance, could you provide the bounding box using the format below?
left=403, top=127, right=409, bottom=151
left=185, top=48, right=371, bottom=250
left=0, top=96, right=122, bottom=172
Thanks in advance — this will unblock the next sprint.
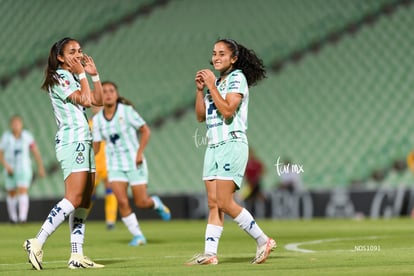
left=92, top=81, right=171, bottom=246
left=0, top=115, right=46, bottom=223
left=406, top=151, right=414, bottom=217
left=241, top=147, right=266, bottom=218
left=89, top=105, right=118, bottom=230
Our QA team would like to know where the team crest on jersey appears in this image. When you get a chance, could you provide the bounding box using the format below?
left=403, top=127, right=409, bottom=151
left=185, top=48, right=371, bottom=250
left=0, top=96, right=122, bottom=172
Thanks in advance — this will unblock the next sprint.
left=76, top=152, right=85, bottom=164
left=59, top=78, right=70, bottom=88
left=218, top=79, right=227, bottom=91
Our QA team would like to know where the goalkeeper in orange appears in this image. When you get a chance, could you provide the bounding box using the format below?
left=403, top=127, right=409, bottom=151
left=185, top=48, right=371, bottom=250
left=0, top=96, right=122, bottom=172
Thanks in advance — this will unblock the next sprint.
left=89, top=105, right=118, bottom=229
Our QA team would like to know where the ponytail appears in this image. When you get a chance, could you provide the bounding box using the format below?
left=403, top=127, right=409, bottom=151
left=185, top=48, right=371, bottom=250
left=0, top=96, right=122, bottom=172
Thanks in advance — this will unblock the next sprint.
left=41, top=37, right=75, bottom=91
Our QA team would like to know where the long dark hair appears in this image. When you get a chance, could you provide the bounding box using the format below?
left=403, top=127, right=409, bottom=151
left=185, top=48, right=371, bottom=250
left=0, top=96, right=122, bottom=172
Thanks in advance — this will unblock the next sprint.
left=41, top=37, right=76, bottom=91
left=102, top=81, right=135, bottom=108
left=215, top=38, right=266, bottom=87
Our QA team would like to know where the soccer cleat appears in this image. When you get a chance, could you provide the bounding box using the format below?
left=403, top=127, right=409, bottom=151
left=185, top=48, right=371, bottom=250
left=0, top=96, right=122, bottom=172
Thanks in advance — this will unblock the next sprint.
left=23, top=238, right=43, bottom=270
left=68, top=254, right=104, bottom=269
left=106, top=223, right=115, bottom=231
left=185, top=253, right=218, bottom=266
left=251, top=238, right=277, bottom=264
left=129, top=235, right=147, bottom=246
left=152, top=196, right=171, bottom=221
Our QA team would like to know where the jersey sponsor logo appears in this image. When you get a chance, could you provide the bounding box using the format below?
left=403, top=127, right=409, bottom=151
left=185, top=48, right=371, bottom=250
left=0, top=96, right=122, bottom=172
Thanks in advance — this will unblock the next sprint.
left=228, top=80, right=241, bottom=90
left=229, top=80, right=240, bottom=85
left=207, top=122, right=223, bottom=129
left=109, top=133, right=120, bottom=145
left=223, top=163, right=230, bottom=171
left=207, top=101, right=217, bottom=115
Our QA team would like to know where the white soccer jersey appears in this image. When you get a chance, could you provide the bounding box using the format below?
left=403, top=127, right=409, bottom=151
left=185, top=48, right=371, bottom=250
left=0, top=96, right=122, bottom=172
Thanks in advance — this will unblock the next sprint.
left=0, top=130, right=34, bottom=173
left=204, top=69, right=249, bottom=145
left=49, top=69, right=91, bottom=151
left=92, top=103, right=146, bottom=171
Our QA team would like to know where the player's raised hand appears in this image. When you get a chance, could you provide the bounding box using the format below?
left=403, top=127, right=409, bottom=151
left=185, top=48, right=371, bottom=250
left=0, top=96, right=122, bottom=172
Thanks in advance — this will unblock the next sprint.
left=83, top=54, right=98, bottom=76
left=195, top=71, right=205, bottom=91
left=197, top=69, right=216, bottom=90
left=67, top=56, right=84, bottom=75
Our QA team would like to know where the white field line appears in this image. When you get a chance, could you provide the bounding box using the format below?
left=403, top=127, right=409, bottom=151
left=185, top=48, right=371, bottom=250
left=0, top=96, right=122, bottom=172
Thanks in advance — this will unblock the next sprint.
left=284, top=236, right=382, bottom=253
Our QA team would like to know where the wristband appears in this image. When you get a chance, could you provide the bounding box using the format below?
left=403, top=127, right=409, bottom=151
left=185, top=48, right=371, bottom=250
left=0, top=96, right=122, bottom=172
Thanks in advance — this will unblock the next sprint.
left=78, top=72, right=86, bottom=80
left=91, top=74, right=100, bottom=82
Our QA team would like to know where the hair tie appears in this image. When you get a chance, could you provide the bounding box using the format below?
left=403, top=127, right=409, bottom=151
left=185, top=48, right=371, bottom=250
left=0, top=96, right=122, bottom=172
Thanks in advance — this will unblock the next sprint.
left=55, top=37, right=72, bottom=54
left=224, top=39, right=239, bottom=57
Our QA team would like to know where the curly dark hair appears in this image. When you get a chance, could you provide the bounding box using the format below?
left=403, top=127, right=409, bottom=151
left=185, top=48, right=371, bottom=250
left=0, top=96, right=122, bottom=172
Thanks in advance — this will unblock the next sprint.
left=216, top=39, right=266, bottom=87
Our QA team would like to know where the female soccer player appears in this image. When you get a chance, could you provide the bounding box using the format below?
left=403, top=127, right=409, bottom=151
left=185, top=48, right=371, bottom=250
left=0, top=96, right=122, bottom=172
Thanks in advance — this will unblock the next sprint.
left=186, top=39, right=276, bottom=265
left=23, top=37, right=104, bottom=270
left=92, top=81, right=171, bottom=246
left=0, top=115, right=45, bottom=223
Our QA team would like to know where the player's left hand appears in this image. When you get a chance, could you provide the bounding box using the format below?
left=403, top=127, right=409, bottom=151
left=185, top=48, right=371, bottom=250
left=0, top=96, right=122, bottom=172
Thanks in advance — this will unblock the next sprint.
left=83, top=54, right=98, bottom=76
left=136, top=152, right=143, bottom=166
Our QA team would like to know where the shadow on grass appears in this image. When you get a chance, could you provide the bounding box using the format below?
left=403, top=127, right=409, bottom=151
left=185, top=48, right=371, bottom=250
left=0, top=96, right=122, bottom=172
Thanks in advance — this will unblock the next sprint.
left=221, top=254, right=287, bottom=264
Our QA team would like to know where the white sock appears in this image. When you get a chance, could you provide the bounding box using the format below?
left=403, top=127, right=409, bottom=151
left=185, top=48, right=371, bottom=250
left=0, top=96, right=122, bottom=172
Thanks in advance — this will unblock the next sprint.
left=18, top=194, right=29, bottom=222
left=234, top=208, right=268, bottom=246
left=204, top=224, right=223, bottom=256
left=6, top=195, right=18, bottom=222
left=70, top=208, right=88, bottom=256
left=36, top=198, right=75, bottom=245
left=68, top=212, right=74, bottom=232
left=151, top=196, right=159, bottom=209
left=122, top=213, right=143, bottom=237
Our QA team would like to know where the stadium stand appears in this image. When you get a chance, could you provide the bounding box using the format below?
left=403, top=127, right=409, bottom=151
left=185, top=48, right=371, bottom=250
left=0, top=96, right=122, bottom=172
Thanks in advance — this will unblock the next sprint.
left=0, top=0, right=410, bottom=199
left=0, top=0, right=155, bottom=82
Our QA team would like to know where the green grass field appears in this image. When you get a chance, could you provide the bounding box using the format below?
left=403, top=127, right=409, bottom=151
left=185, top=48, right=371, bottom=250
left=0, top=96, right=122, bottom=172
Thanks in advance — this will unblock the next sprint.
left=0, top=218, right=413, bottom=275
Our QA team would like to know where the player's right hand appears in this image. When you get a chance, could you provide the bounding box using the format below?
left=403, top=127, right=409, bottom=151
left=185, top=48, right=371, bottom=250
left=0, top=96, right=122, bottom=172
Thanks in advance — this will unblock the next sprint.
left=67, top=56, right=85, bottom=75
left=195, top=71, right=205, bottom=91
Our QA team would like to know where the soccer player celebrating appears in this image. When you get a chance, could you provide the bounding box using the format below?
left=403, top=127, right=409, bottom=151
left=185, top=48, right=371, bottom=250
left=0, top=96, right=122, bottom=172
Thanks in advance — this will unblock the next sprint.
left=23, top=37, right=104, bottom=270
left=186, top=39, right=276, bottom=265
left=92, top=81, right=171, bottom=246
